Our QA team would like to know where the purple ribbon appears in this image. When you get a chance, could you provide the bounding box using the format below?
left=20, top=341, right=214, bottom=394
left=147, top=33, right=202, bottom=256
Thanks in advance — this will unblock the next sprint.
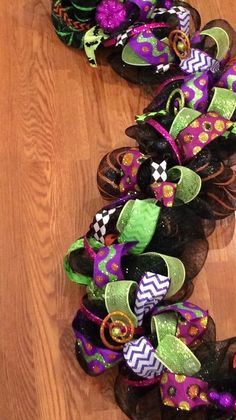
left=216, top=60, right=236, bottom=92
left=119, top=148, right=146, bottom=196
left=154, top=301, right=208, bottom=346
left=93, top=242, right=135, bottom=287
left=74, top=328, right=122, bottom=376
left=177, top=112, right=233, bottom=162
left=160, top=372, right=209, bottom=410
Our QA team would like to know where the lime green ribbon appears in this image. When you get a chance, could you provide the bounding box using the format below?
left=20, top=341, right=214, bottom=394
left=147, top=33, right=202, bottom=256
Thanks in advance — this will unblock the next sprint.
left=64, top=237, right=102, bottom=285
left=168, top=166, right=202, bottom=204
left=201, top=27, right=230, bottom=61
left=169, top=108, right=201, bottom=140
left=117, top=199, right=161, bottom=254
left=84, top=26, right=109, bottom=67
left=208, top=87, right=236, bottom=120
left=105, top=281, right=138, bottom=326
left=151, top=312, right=201, bottom=375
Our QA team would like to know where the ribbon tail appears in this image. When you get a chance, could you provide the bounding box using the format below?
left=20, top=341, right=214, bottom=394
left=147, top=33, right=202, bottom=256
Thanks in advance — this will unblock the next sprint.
left=84, top=26, right=109, bottom=67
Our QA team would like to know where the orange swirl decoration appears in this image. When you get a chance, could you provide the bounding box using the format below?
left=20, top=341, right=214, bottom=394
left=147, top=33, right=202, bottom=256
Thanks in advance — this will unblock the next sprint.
left=100, top=311, right=135, bottom=351
left=169, top=29, right=191, bottom=60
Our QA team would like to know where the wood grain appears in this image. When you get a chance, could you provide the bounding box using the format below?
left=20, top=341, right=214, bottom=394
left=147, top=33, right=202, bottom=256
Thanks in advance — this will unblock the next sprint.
left=0, top=1, right=235, bottom=419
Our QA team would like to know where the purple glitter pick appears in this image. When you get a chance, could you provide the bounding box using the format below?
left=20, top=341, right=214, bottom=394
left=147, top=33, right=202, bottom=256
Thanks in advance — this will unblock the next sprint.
left=96, top=0, right=127, bottom=33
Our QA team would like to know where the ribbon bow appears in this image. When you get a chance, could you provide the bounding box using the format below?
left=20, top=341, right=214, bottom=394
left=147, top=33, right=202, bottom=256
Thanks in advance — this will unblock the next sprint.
left=176, top=27, right=230, bottom=75
left=102, top=275, right=208, bottom=380
left=119, top=148, right=178, bottom=206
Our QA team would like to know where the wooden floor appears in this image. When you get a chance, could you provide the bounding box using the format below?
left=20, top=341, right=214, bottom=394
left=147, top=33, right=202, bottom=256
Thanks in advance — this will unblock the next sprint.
left=0, top=1, right=236, bottom=419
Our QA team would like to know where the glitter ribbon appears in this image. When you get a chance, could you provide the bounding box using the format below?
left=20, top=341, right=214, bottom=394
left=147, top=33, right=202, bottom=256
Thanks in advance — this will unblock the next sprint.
left=179, top=27, right=230, bottom=75
left=152, top=181, right=177, bottom=207
left=123, top=300, right=205, bottom=378
left=160, top=372, right=209, bottom=410
left=119, top=148, right=147, bottom=196
left=117, top=199, right=161, bottom=254
left=93, top=242, right=135, bottom=287
left=216, top=59, right=236, bottom=91
left=73, top=317, right=123, bottom=375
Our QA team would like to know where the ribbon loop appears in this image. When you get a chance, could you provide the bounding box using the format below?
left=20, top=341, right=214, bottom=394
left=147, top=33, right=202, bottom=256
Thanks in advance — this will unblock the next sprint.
left=134, top=272, right=170, bottom=326
left=117, top=199, right=161, bottom=254
left=123, top=336, right=164, bottom=378
left=93, top=242, right=135, bottom=287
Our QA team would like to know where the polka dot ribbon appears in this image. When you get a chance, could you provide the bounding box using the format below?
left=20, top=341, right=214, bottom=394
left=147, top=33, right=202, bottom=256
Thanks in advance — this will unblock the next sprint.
left=160, top=372, right=209, bottom=411
left=177, top=111, right=233, bottom=161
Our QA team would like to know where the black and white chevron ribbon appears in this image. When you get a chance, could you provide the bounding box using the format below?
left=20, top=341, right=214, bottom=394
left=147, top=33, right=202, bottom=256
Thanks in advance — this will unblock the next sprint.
left=134, top=272, right=170, bottom=326
left=123, top=337, right=164, bottom=378
left=180, top=49, right=220, bottom=74
left=152, top=6, right=190, bottom=34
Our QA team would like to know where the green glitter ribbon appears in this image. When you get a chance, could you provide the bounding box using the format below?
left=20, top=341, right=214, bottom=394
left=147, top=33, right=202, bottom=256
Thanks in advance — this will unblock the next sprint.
left=168, top=166, right=202, bottom=204
left=141, top=253, right=186, bottom=298
left=156, top=335, right=201, bottom=375
left=169, top=108, right=201, bottom=140
left=64, top=237, right=102, bottom=285
left=117, top=199, right=161, bottom=255
left=151, top=312, right=201, bottom=376
left=201, top=27, right=230, bottom=61
left=152, top=312, right=178, bottom=342
left=105, top=281, right=138, bottom=326
left=208, top=87, right=236, bottom=120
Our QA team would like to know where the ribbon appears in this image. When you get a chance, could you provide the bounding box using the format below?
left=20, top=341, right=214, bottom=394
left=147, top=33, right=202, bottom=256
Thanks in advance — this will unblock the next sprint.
left=122, top=31, right=175, bottom=67
left=154, top=301, right=208, bottom=346
left=181, top=71, right=211, bottom=112
left=114, top=22, right=170, bottom=47
left=73, top=315, right=123, bottom=376
left=179, top=27, right=230, bottom=75
left=208, top=87, right=236, bottom=120
left=119, top=148, right=147, bottom=196
left=89, top=207, right=117, bottom=244
left=166, top=107, right=233, bottom=162
left=152, top=6, right=191, bottom=35
left=152, top=181, right=177, bottom=207
left=160, top=372, right=209, bottom=410
left=134, top=272, right=171, bottom=326
left=217, top=59, right=236, bottom=91
left=117, top=199, right=161, bottom=254
left=84, top=25, right=109, bottom=66
left=93, top=242, right=135, bottom=287
left=64, top=237, right=102, bottom=285
left=180, top=48, right=219, bottom=74
left=177, top=111, right=233, bottom=161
